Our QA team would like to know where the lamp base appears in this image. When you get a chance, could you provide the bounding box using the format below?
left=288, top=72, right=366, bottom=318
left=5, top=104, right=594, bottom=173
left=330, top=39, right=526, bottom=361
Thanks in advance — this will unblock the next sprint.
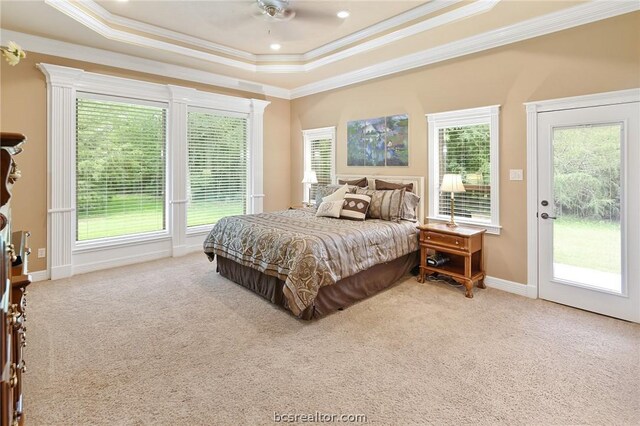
left=447, top=195, right=457, bottom=228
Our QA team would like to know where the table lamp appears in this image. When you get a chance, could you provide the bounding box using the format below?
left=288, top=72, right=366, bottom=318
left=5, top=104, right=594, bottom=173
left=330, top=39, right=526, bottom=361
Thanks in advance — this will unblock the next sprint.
left=440, top=174, right=465, bottom=227
left=301, top=170, right=318, bottom=206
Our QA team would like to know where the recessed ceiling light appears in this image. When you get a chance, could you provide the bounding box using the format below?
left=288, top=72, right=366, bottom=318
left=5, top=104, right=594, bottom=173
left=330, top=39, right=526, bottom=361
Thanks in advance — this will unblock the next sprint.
left=270, top=43, right=281, bottom=51
left=337, top=10, right=350, bottom=19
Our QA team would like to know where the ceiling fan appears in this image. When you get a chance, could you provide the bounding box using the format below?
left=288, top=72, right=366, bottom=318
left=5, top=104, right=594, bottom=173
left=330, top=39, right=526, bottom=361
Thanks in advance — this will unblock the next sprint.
left=253, top=0, right=296, bottom=21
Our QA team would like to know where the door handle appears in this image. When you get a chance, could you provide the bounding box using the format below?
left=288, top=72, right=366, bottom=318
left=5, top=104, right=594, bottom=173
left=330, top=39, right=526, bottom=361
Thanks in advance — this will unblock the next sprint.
left=540, top=213, right=557, bottom=220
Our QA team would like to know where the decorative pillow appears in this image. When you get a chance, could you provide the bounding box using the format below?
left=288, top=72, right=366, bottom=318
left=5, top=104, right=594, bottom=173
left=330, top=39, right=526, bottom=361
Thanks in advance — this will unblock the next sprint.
left=315, top=200, right=343, bottom=218
left=315, top=184, right=357, bottom=206
left=338, top=177, right=368, bottom=188
left=356, top=188, right=406, bottom=222
left=401, top=191, right=420, bottom=222
left=322, top=183, right=350, bottom=203
left=340, top=193, right=371, bottom=221
left=375, top=179, right=414, bottom=192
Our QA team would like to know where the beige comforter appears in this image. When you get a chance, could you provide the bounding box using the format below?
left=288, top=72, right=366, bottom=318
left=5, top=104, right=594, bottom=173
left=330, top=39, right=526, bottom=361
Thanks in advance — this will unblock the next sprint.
left=203, top=208, right=419, bottom=317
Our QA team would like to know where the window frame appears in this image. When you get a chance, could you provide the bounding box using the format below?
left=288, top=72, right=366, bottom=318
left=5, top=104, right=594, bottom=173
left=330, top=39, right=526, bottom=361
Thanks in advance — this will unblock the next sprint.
left=426, top=105, right=501, bottom=235
left=185, top=106, right=251, bottom=234
left=39, top=63, right=269, bottom=279
left=302, top=126, right=336, bottom=204
left=74, top=92, right=171, bottom=248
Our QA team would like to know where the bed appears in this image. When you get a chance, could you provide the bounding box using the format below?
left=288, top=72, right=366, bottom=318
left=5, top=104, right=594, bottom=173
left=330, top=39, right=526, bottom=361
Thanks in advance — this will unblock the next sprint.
left=204, top=175, right=424, bottom=319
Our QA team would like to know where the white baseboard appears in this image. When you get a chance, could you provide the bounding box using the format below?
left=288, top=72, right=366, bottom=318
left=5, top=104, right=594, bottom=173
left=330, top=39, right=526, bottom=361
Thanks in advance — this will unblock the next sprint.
left=174, top=244, right=204, bottom=256
left=50, top=264, right=73, bottom=280
left=72, top=249, right=172, bottom=276
left=29, top=246, right=204, bottom=282
left=484, top=275, right=537, bottom=299
left=30, top=270, right=49, bottom=282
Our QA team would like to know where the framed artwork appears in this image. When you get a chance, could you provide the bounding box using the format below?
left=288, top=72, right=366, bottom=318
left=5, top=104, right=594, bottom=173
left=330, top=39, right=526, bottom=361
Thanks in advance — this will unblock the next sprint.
left=347, top=114, right=408, bottom=166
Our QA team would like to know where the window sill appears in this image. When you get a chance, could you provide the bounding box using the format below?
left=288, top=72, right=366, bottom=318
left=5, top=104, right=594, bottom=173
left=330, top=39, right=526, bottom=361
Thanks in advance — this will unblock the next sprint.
left=186, top=225, right=215, bottom=236
left=73, top=231, right=171, bottom=253
left=426, top=216, right=502, bottom=235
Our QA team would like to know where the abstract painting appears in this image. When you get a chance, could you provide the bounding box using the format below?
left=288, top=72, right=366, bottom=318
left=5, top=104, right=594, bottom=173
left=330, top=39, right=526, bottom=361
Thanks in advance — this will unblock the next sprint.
left=347, top=114, right=408, bottom=166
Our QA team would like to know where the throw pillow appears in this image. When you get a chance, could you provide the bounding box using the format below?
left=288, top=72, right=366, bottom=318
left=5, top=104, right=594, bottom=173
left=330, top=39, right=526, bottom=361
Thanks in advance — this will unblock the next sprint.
left=315, top=200, right=344, bottom=218
left=322, top=183, right=350, bottom=202
left=338, top=177, right=368, bottom=188
left=401, top=191, right=420, bottom=221
left=315, top=184, right=357, bottom=206
left=356, top=188, right=406, bottom=222
left=374, top=179, right=414, bottom=192
left=340, top=193, right=372, bottom=221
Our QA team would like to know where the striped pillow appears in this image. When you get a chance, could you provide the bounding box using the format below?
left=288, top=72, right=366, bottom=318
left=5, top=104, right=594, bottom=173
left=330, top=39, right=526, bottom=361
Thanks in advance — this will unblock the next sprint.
left=356, top=188, right=406, bottom=222
left=341, top=193, right=371, bottom=221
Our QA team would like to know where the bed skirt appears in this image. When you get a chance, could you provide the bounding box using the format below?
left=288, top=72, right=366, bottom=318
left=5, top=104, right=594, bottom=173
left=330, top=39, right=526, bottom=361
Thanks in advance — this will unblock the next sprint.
left=216, top=251, right=418, bottom=320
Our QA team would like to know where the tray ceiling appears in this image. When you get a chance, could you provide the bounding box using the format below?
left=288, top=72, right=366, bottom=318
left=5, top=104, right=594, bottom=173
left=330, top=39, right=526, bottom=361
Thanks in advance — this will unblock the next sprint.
left=1, top=0, right=637, bottom=98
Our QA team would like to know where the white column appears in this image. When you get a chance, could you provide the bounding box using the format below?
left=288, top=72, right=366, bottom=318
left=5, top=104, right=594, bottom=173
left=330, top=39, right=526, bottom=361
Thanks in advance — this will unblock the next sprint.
left=167, top=86, right=194, bottom=257
left=249, top=99, right=270, bottom=214
left=38, top=64, right=85, bottom=280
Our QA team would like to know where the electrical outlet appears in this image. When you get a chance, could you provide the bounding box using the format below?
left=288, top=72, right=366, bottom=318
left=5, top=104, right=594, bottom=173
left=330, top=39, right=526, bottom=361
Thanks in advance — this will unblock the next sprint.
left=509, top=169, right=523, bottom=181
left=37, top=248, right=46, bottom=258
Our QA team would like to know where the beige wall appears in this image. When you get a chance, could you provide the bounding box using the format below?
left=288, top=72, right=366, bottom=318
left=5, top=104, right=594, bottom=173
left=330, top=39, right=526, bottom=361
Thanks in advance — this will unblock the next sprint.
left=0, top=52, right=291, bottom=272
left=2, top=13, right=638, bottom=280
left=290, top=13, right=640, bottom=284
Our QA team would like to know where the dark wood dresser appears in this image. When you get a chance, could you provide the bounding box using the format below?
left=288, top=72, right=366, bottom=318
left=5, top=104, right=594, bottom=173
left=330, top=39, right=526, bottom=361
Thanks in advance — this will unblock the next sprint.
left=1, top=132, right=31, bottom=426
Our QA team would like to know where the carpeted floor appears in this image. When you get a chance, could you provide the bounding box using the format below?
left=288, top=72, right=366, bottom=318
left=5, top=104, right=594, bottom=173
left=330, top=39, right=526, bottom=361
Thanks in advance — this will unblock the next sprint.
left=24, top=254, right=639, bottom=425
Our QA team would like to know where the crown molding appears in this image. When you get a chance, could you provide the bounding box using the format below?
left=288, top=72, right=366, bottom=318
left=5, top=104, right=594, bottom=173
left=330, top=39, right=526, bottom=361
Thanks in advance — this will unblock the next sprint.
left=3, top=1, right=637, bottom=101
left=44, top=0, right=259, bottom=72
left=0, top=29, right=292, bottom=99
left=74, top=0, right=464, bottom=64
left=524, top=88, right=640, bottom=113
left=301, top=1, right=463, bottom=61
left=290, top=0, right=640, bottom=98
left=45, top=0, right=496, bottom=73
left=79, top=0, right=257, bottom=62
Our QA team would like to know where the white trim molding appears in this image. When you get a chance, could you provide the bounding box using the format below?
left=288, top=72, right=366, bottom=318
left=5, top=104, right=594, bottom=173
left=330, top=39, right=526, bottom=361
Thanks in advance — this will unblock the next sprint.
left=38, top=63, right=269, bottom=278
left=484, top=276, right=537, bottom=299
left=426, top=105, right=501, bottom=235
left=30, top=270, right=49, bottom=283
left=524, top=88, right=640, bottom=297
left=289, top=0, right=640, bottom=98
left=0, top=29, right=290, bottom=99
left=45, top=0, right=491, bottom=73
left=302, top=127, right=336, bottom=204
left=3, top=1, right=638, bottom=101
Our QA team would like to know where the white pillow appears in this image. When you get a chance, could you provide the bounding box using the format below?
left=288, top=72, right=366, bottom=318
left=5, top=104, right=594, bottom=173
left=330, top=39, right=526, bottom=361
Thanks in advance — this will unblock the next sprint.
left=322, top=183, right=349, bottom=202
left=315, top=200, right=344, bottom=218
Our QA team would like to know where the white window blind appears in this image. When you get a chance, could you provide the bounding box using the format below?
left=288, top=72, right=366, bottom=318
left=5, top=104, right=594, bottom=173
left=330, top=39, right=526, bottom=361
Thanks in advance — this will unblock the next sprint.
left=438, top=124, right=491, bottom=222
left=303, top=127, right=335, bottom=204
left=187, top=109, right=249, bottom=227
left=75, top=96, right=167, bottom=242
left=427, top=105, right=500, bottom=233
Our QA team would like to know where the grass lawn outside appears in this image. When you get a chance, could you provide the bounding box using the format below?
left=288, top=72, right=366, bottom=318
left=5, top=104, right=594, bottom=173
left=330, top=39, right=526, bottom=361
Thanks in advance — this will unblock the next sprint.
left=553, top=217, right=620, bottom=274
left=77, top=195, right=244, bottom=241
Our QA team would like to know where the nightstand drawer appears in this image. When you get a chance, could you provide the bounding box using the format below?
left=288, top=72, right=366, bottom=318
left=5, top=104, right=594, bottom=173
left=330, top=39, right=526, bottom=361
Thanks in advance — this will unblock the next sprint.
left=423, top=231, right=467, bottom=249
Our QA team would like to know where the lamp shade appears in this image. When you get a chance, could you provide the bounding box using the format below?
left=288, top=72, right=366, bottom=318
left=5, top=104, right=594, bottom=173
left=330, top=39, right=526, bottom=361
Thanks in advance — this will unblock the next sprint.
left=440, top=174, right=466, bottom=193
left=301, top=170, right=318, bottom=184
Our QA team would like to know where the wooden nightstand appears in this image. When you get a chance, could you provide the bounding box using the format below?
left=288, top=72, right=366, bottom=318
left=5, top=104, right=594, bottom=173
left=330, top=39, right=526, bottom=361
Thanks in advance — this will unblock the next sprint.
left=417, top=223, right=486, bottom=298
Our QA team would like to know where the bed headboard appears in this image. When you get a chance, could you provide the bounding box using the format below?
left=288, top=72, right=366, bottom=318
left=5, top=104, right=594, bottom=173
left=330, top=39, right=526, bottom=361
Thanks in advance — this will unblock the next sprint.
left=335, top=174, right=425, bottom=223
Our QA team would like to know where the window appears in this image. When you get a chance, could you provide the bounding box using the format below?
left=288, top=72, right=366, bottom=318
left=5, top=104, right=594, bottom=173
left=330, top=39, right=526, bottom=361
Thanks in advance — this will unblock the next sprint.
left=76, top=95, right=167, bottom=242
left=427, top=105, right=500, bottom=234
left=41, top=63, right=269, bottom=279
left=302, top=127, right=336, bottom=204
left=187, top=108, right=249, bottom=228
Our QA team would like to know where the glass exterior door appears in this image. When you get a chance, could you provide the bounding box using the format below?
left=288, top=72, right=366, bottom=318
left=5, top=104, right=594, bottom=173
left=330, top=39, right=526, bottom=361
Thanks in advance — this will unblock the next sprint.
left=538, top=102, right=640, bottom=322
